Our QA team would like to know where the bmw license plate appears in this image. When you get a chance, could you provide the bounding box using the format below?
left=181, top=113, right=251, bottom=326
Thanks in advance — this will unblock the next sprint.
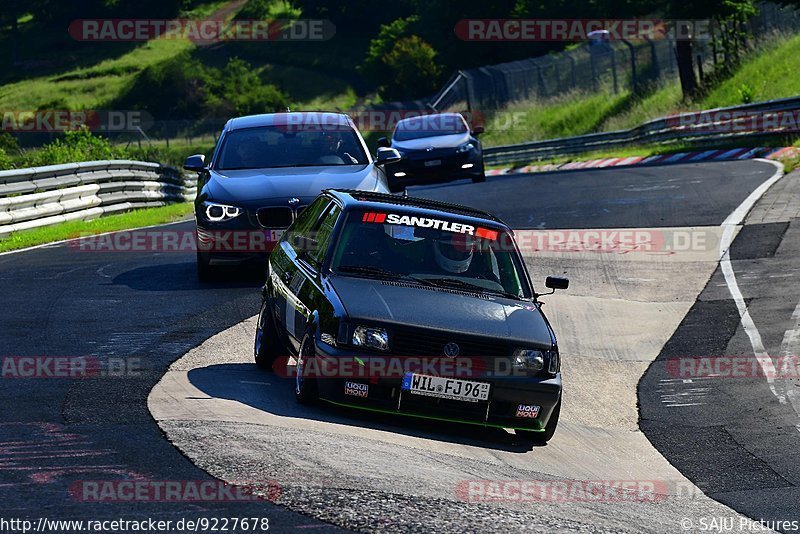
left=424, top=159, right=442, bottom=167
left=267, top=229, right=284, bottom=242
left=402, top=373, right=490, bottom=402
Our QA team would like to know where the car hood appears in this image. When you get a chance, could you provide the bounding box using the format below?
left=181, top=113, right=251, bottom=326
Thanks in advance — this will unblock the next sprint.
left=392, top=132, right=471, bottom=151
left=329, top=275, right=553, bottom=347
left=205, top=165, right=384, bottom=204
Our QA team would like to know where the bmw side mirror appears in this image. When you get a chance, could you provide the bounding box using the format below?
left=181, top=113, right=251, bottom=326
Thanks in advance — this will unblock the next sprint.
left=183, top=154, right=206, bottom=172
left=376, top=136, right=390, bottom=148
left=471, top=125, right=485, bottom=135
left=545, top=276, right=569, bottom=290
left=375, top=147, right=402, bottom=166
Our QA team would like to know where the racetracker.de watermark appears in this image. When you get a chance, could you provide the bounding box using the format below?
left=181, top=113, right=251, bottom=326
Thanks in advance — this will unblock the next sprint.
left=68, top=19, right=334, bottom=42
left=454, top=19, right=711, bottom=41
left=0, top=110, right=152, bottom=133
left=1, top=356, right=142, bottom=379
left=667, top=110, right=800, bottom=134
left=666, top=355, right=800, bottom=379
left=69, top=480, right=280, bottom=502
left=456, top=479, right=669, bottom=502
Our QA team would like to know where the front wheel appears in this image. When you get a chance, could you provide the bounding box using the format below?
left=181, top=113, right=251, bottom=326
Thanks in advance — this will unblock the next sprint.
left=254, top=298, right=281, bottom=370
left=472, top=163, right=486, bottom=183
left=196, top=251, right=218, bottom=282
left=516, top=399, right=560, bottom=444
left=295, top=336, right=319, bottom=405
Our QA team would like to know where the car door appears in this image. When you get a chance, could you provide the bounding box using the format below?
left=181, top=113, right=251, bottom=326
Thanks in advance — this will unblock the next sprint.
left=271, top=197, right=329, bottom=353
left=281, top=198, right=342, bottom=353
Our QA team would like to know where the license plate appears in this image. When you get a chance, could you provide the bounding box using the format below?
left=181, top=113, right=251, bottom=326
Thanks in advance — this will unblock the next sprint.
left=424, top=159, right=442, bottom=167
left=401, top=373, right=490, bottom=402
left=267, top=229, right=284, bottom=241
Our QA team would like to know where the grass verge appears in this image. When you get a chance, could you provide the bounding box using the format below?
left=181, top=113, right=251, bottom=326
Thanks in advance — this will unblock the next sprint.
left=0, top=202, right=193, bottom=253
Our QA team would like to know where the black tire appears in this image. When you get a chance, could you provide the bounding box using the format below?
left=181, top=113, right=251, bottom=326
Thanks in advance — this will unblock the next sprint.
left=516, top=399, right=560, bottom=444
left=472, top=163, right=486, bottom=183
left=295, top=336, right=318, bottom=405
left=254, top=298, right=281, bottom=370
left=196, top=251, right=217, bottom=283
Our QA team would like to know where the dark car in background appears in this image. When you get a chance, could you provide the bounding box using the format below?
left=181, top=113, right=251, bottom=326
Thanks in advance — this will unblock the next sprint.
left=254, top=189, right=568, bottom=443
left=184, top=112, right=400, bottom=281
left=377, top=113, right=486, bottom=192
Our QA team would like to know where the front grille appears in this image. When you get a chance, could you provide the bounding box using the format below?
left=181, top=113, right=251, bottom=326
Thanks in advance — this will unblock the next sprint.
left=256, top=207, right=293, bottom=228
left=391, top=327, right=511, bottom=359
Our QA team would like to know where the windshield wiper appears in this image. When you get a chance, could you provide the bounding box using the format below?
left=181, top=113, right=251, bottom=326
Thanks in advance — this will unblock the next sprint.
left=336, top=265, right=431, bottom=286
left=421, top=277, right=522, bottom=300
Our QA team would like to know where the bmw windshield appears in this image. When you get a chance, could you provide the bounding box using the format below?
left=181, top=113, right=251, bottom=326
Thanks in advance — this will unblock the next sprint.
left=216, top=125, right=369, bottom=170
left=330, top=210, right=530, bottom=299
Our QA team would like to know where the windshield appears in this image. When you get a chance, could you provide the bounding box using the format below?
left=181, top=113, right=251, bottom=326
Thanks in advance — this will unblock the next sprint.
left=331, top=211, right=528, bottom=298
left=215, top=125, right=368, bottom=170
left=393, top=115, right=468, bottom=141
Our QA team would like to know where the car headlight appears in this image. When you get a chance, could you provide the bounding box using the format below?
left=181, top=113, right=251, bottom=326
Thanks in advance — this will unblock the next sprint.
left=352, top=326, right=389, bottom=351
left=204, top=202, right=242, bottom=222
left=456, top=142, right=475, bottom=154
left=512, top=348, right=544, bottom=374
left=548, top=349, right=560, bottom=374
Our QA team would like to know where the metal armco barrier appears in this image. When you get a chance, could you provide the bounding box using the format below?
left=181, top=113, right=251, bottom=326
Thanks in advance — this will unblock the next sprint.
left=483, top=95, right=800, bottom=165
left=0, top=160, right=196, bottom=237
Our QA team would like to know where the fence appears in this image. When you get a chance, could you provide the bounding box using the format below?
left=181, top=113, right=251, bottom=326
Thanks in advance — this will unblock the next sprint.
left=429, top=2, right=800, bottom=113
left=0, top=160, right=196, bottom=237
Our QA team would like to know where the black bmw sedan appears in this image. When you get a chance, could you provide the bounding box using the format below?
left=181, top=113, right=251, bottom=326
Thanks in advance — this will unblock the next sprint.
left=254, top=189, right=568, bottom=443
left=184, top=112, right=399, bottom=281
left=377, top=112, right=486, bottom=192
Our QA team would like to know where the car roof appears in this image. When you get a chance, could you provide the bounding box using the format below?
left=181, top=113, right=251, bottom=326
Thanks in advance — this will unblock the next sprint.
left=324, top=189, right=508, bottom=229
left=226, top=112, right=354, bottom=132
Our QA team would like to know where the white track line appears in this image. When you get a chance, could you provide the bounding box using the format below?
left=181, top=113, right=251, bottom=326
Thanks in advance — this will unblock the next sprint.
left=719, top=159, right=786, bottom=404
left=0, top=217, right=193, bottom=258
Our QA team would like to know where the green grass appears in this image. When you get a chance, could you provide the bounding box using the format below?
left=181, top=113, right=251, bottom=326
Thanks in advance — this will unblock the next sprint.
left=0, top=202, right=193, bottom=253
left=482, top=31, right=800, bottom=150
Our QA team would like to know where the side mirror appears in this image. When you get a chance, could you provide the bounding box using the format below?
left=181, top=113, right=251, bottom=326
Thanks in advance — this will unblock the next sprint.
left=471, top=124, right=485, bottom=135
left=376, top=136, right=390, bottom=148
left=183, top=154, right=206, bottom=172
left=545, top=276, right=569, bottom=290
left=375, top=147, right=402, bottom=166
left=292, top=234, right=318, bottom=253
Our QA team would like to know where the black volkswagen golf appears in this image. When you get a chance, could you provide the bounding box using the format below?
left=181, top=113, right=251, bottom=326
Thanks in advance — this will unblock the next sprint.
left=254, top=189, right=568, bottom=442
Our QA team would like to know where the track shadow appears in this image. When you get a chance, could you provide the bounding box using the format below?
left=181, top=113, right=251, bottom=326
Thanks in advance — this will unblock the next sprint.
left=187, top=363, right=538, bottom=452
left=111, top=262, right=265, bottom=291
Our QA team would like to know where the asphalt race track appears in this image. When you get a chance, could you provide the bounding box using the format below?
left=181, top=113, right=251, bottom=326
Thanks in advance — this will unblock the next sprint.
left=3, top=159, right=799, bottom=532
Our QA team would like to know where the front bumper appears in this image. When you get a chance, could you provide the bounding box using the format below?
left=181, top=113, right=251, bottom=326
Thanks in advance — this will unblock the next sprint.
left=388, top=151, right=484, bottom=185
left=311, top=340, right=561, bottom=432
left=195, top=219, right=282, bottom=266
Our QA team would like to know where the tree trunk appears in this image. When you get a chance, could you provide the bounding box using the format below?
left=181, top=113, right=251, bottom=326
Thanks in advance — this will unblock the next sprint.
left=675, top=39, right=697, bottom=99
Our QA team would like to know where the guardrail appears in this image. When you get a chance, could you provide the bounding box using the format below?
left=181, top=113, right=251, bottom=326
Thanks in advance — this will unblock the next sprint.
left=483, top=95, right=800, bottom=165
left=0, top=160, right=196, bottom=237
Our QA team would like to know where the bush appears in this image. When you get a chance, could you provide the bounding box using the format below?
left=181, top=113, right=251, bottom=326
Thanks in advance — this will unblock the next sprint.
left=0, top=148, right=12, bottom=170
left=114, top=54, right=289, bottom=123
left=19, top=127, right=117, bottom=167
left=379, top=36, right=442, bottom=101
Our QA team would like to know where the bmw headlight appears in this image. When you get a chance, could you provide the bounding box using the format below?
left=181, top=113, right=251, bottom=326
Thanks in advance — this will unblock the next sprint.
left=512, top=348, right=544, bottom=374
left=204, top=202, right=242, bottom=222
left=352, top=326, right=389, bottom=351
left=456, top=142, right=475, bottom=154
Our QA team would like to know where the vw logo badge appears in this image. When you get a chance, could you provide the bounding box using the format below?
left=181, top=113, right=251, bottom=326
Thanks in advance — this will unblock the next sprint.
left=426, top=147, right=435, bottom=152
left=443, top=342, right=460, bottom=358
left=288, top=197, right=300, bottom=207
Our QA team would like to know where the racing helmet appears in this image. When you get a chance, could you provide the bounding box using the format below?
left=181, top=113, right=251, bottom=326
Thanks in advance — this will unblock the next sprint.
left=433, top=234, right=474, bottom=274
